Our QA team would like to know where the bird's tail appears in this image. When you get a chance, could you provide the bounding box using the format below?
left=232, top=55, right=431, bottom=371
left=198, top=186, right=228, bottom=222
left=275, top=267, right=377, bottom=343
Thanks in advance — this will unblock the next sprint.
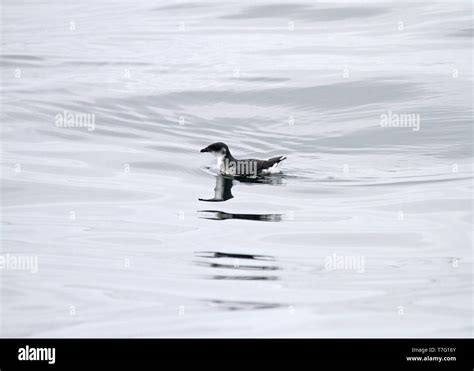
left=269, top=155, right=287, bottom=164
left=263, top=156, right=287, bottom=170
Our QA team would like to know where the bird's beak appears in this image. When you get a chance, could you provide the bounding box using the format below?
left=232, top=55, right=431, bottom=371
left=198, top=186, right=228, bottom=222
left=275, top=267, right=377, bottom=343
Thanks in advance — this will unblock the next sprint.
left=200, top=147, right=209, bottom=153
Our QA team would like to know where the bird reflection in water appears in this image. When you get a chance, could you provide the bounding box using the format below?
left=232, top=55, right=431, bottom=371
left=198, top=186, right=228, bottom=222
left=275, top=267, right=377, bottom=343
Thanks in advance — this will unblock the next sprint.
left=198, top=174, right=284, bottom=221
left=198, top=210, right=282, bottom=222
left=198, top=174, right=234, bottom=202
left=194, top=251, right=280, bottom=282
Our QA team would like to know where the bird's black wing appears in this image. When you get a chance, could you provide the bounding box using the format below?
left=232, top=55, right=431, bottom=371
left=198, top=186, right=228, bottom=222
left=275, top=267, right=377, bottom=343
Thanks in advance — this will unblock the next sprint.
left=256, top=156, right=287, bottom=172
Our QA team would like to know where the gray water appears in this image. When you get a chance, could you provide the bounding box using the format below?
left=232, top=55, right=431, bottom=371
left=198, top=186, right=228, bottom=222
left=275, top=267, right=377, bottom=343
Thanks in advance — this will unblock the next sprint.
left=1, top=0, right=472, bottom=337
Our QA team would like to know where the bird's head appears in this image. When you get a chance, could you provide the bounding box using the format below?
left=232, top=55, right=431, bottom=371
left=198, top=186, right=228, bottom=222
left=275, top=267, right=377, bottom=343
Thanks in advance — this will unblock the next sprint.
left=200, top=142, right=230, bottom=158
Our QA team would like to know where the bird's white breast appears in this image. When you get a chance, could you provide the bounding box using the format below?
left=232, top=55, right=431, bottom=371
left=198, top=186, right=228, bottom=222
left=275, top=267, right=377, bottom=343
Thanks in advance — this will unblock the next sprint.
left=215, top=154, right=227, bottom=173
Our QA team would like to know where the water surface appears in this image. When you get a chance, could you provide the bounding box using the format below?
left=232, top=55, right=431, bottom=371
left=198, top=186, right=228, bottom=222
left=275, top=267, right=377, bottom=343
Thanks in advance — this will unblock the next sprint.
left=1, top=0, right=472, bottom=337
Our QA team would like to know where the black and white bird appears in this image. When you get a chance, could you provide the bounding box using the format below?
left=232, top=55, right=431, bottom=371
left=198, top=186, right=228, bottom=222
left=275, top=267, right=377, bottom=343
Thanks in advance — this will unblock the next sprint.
left=200, top=142, right=286, bottom=176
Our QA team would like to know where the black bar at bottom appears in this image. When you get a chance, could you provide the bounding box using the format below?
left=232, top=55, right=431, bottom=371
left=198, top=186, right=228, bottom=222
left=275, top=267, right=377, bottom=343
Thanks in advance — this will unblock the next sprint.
left=0, top=339, right=471, bottom=367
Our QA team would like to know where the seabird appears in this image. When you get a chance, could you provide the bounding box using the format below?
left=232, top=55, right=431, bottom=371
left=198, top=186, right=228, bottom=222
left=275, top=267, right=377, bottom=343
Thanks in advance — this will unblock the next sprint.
left=200, top=142, right=286, bottom=176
